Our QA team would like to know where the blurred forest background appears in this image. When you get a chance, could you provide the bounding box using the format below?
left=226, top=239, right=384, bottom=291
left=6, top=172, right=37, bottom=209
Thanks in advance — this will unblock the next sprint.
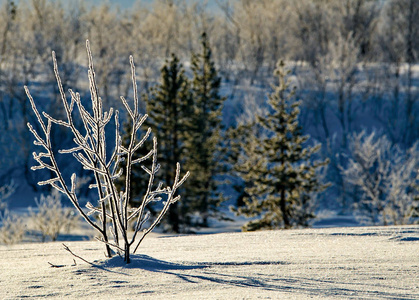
left=0, top=0, right=418, bottom=238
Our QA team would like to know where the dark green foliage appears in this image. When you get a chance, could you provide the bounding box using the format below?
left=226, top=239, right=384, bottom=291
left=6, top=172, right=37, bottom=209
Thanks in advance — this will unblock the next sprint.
left=118, top=54, right=191, bottom=233
left=123, top=34, right=227, bottom=232
left=144, top=54, right=192, bottom=233
left=182, top=32, right=227, bottom=227
left=231, top=61, right=329, bottom=231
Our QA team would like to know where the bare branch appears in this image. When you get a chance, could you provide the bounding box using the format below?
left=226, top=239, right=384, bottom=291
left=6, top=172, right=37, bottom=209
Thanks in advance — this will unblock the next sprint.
left=132, top=149, right=154, bottom=165
left=26, top=40, right=189, bottom=264
left=63, top=244, right=96, bottom=266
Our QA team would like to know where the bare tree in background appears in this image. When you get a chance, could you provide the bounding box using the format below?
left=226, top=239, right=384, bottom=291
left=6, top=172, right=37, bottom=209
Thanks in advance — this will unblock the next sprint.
left=0, top=0, right=17, bottom=130
left=328, top=32, right=360, bottom=147
left=290, top=0, right=332, bottom=66
left=86, top=4, right=129, bottom=107
left=378, top=0, right=419, bottom=146
left=334, top=0, right=379, bottom=60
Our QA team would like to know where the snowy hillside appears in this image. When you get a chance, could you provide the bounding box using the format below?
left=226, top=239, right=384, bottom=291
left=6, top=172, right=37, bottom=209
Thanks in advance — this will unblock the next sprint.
left=1, top=226, right=418, bottom=299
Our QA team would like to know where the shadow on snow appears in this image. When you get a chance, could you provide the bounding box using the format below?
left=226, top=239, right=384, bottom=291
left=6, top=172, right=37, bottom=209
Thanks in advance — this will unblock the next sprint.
left=88, top=254, right=416, bottom=299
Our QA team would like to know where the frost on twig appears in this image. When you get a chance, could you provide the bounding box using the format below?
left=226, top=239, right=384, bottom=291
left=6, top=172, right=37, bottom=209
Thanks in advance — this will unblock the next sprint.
left=26, top=40, right=189, bottom=263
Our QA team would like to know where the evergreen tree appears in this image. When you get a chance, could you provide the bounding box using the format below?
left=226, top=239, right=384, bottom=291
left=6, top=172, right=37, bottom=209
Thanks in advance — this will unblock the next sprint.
left=226, top=121, right=264, bottom=207
left=144, top=53, right=192, bottom=233
left=123, top=35, right=227, bottom=232
left=232, top=61, right=329, bottom=231
left=119, top=54, right=191, bottom=232
left=183, top=32, right=227, bottom=227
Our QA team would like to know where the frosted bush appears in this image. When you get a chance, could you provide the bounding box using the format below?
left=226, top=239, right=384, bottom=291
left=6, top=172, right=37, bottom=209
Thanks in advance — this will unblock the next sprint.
left=0, top=181, right=23, bottom=245
left=0, top=210, right=25, bottom=245
left=25, top=40, right=189, bottom=263
left=30, top=190, right=79, bottom=242
left=0, top=181, right=16, bottom=211
left=342, top=131, right=419, bottom=225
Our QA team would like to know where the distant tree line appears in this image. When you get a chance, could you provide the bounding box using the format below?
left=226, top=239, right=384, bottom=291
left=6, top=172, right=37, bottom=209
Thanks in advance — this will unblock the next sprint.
left=0, top=0, right=418, bottom=230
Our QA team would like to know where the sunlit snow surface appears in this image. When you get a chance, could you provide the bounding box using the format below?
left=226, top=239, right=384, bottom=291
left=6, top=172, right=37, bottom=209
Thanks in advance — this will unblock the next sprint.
left=1, top=226, right=418, bottom=299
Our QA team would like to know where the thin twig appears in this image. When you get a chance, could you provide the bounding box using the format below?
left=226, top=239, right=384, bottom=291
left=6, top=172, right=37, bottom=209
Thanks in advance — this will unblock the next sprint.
left=48, top=262, right=65, bottom=268
left=63, top=243, right=96, bottom=266
left=47, top=259, right=76, bottom=268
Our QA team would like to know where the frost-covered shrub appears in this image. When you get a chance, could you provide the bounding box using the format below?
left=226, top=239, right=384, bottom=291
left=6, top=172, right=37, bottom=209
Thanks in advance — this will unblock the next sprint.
left=342, top=131, right=419, bottom=225
left=0, top=181, right=23, bottom=245
left=25, top=40, right=189, bottom=263
left=0, top=210, right=25, bottom=245
left=30, top=190, right=78, bottom=242
left=0, top=181, right=16, bottom=212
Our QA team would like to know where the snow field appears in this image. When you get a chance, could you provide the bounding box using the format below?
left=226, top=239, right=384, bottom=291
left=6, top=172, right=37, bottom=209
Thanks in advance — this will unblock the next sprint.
left=0, top=226, right=418, bottom=299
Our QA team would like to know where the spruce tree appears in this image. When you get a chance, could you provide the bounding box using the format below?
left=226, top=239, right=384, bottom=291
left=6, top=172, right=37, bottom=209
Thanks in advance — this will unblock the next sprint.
left=120, top=54, right=192, bottom=233
left=144, top=53, right=192, bottom=233
left=183, top=32, right=226, bottom=227
left=232, top=61, right=329, bottom=231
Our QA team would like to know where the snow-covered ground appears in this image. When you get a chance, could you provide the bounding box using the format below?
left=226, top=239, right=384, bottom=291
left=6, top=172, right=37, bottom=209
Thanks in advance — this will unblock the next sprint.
left=1, top=225, right=418, bottom=299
